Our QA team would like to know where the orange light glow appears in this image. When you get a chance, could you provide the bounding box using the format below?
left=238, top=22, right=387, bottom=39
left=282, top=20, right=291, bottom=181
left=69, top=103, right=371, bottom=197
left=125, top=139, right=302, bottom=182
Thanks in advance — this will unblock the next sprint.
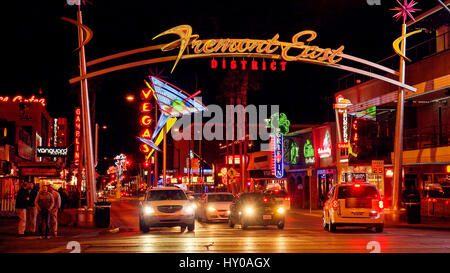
left=446, top=165, right=450, bottom=173
left=126, top=95, right=135, bottom=101
left=385, top=169, right=394, bottom=178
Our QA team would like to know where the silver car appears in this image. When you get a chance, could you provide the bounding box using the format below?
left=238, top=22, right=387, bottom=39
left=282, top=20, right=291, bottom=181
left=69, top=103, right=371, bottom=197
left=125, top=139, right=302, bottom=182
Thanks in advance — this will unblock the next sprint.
left=139, top=187, right=195, bottom=232
left=197, top=192, right=234, bottom=222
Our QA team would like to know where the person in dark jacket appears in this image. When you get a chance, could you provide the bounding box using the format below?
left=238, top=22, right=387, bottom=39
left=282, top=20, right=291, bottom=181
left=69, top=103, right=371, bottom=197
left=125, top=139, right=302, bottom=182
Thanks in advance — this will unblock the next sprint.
left=25, top=182, right=38, bottom=235
left=58, top=187, right=67, bottom=212
left=15, top=181, right=28, bottom=236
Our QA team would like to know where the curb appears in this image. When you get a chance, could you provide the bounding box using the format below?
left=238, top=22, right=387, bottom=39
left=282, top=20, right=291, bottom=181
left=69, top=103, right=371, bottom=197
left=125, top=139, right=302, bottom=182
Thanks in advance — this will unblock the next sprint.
left=385, top=223, right=450, bottom=231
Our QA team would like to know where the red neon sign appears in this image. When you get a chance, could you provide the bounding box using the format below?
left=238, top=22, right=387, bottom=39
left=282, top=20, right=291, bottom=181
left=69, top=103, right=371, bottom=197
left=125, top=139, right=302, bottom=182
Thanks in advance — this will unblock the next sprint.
left=0, top=95, right=46, bottom=107
left=74, top=108, right=81, bottom=166
left=337, top=143, right=348, bottom=149
left=140, top=115, right=152, bottom=127
left=211, top=59, right=286, bottom=71
left=139, top=87, right=153, bottom=154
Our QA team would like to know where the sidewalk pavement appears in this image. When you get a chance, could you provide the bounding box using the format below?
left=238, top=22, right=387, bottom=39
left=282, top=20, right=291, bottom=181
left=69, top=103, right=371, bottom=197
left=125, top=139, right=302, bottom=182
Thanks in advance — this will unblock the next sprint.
left=0, top=211, right=117, bottom=243
left=289, top=208, right=450, bottom=231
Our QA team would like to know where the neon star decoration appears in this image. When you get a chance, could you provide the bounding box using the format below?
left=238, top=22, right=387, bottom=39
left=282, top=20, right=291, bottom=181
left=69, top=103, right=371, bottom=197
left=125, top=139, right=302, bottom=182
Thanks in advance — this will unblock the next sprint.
left=391, top=0, right=421, bottom=23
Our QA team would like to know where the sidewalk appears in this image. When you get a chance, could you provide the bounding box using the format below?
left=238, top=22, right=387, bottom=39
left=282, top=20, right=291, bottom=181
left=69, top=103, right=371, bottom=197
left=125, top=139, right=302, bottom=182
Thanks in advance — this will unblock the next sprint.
left=289, top=208, right=450, bottom=231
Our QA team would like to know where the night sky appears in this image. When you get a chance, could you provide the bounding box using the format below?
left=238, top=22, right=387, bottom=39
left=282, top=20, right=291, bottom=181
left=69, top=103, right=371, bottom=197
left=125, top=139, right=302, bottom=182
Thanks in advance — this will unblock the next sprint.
left=2, top=0, right=438, bottom=166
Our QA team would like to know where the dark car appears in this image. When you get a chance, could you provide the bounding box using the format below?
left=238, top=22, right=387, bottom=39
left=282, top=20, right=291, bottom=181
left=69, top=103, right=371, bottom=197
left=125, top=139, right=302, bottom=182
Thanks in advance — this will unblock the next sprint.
left=228, top=192, right=286, bottom=230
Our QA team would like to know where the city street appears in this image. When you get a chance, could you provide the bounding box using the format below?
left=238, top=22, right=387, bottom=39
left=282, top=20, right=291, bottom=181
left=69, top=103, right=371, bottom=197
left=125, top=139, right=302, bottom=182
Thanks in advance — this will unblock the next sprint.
left=1, top=1, right=450, bottom=266
left=1, top=198, right=449, bottom=253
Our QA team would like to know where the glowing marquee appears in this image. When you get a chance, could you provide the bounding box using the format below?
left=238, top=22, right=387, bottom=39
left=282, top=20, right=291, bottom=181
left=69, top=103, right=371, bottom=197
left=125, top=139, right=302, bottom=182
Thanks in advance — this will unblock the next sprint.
left=67, top=24, right=417, bottom=93
left=138, top=87, right=154, bottom=155
left=155, top=25, right=344, bottom=73
left=0, top=95, right=46, bottom=107
left=74, top=108, right=81, bottom=166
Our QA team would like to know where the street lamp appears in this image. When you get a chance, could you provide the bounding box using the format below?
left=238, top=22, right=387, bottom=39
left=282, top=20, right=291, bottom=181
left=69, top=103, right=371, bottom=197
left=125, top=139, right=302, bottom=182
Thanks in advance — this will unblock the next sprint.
left=126, top=95, right=135, bottom=102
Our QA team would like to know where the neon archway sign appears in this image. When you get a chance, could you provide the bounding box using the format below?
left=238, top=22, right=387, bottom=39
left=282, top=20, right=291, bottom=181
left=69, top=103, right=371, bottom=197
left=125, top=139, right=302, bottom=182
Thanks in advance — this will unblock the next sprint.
left=65, top=23, right=416, bottom=93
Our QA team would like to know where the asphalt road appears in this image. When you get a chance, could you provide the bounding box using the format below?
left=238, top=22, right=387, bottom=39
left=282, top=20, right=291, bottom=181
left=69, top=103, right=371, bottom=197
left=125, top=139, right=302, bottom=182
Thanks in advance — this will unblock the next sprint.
left=1, top=198, right=450, bottom=253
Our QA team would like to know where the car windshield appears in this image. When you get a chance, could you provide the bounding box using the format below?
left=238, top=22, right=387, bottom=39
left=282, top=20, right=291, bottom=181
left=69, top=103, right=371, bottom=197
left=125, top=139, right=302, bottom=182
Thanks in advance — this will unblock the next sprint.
left=146, top=190, right=187, bottom=201
left=337, top=185, right=379, bottom=199
left=265, top=190, right=287, bottom=197
left=240, top=193, right=264, bottom=203
left=208, top=194, right=234, bottom=202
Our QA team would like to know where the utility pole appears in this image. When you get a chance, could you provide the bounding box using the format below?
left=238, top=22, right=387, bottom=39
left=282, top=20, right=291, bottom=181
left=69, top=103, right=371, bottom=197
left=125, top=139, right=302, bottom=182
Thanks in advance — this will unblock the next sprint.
left=392, top=23, right=407, bottom=211
left=163, top=123, right=167, bottom=187
left=153, top=99, right=158, bottom=187
left=76, top=6, right=96, bottom=208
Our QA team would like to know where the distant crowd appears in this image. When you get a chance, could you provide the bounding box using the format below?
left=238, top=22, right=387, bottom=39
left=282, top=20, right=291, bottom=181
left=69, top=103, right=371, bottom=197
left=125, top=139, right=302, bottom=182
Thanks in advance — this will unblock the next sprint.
left=15, top=181, right=82, bottom=239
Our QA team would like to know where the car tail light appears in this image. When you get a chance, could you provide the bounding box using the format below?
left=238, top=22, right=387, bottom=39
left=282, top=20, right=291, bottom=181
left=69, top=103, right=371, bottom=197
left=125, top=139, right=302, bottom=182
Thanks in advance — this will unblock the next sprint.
left=354, top=184, right=361, bottom=188
left=284, top=196, right=291, bottom=201
left=332, top=200, right=339, bottom=209
left=263, top=197, right=269, bottom=203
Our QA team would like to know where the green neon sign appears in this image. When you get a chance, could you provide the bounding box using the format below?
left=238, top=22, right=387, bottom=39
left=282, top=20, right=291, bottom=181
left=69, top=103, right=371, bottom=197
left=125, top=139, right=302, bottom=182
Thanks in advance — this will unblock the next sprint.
left=303, top=139, right=315, bottom=163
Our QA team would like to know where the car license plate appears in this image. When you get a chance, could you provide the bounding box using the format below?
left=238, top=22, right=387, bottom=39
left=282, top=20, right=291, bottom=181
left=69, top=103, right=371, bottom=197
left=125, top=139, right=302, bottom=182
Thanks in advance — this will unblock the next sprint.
left=263, top=215, right=272, bottom=220
left=352, top=211, right=364, bottom=216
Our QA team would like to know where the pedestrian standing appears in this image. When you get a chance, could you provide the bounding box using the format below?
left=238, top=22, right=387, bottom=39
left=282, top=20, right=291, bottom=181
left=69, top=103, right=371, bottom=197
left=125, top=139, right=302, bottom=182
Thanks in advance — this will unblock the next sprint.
left=25, top=182, right=38, bottom=236
left=74, top=188, right=81, bottom=208
left=15, top=181, right=28, bottom=237
left=48, top=185, right=61, bottom=237
left=58, top=187, right=67, bottom=212
left=35, top=185, right=54, bottom=239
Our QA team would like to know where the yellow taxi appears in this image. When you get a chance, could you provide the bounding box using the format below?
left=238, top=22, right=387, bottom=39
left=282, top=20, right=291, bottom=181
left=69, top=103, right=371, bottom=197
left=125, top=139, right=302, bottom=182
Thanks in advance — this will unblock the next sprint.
left=322, top=183, right=384, bottom=233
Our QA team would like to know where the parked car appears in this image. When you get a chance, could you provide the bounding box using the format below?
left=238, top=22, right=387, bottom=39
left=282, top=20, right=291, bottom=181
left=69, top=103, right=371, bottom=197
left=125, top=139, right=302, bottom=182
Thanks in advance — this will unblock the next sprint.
left=197, top=192, right=234, bottom=222
left=322, top=183, right=384, bottom=233
left=138, top=187, right=195, bottom=232
left=228, top=192, right=286, bottom=230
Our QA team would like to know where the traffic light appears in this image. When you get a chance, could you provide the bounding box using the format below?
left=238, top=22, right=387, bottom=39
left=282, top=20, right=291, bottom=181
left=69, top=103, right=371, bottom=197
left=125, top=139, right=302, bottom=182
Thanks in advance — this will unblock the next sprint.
left=126, top=160, right=131, bottom=166
left=177, top=176, right=182, bottom=183
left=143, top=161, right=150, bottom=169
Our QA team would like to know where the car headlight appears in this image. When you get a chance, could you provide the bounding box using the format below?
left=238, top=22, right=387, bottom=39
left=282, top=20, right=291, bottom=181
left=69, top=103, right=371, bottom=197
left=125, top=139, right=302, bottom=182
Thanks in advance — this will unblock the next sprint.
left=244, top=207, right=254, bottom=215
left=277, top=207, right=285, bottom=214
left=208, top=206, right=216, bottom=212
left=183, top=205, right=195, bottom=214
left=143, top=206, right=155, bottom=215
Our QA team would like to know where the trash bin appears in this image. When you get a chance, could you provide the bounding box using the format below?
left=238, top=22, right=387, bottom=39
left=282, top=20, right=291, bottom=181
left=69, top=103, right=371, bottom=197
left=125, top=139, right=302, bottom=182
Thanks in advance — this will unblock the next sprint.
left=94, top=201, right=111, bottom=228
left=405, top=194, right=421, bottom=224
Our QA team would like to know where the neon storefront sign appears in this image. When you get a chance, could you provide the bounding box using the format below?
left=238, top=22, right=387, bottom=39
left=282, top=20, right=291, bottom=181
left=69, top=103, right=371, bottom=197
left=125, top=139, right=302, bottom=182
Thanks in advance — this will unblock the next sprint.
left=0, top=95, right=46, bottom=107
left=317, top=130, right=332, bottom=158
left=271, top=134, right=284, bottom=178
left=74, top=108, right=81, bottom=166
left=211, top=59, right=287, bottom=71
left=303, top=139, right=315, bottom=164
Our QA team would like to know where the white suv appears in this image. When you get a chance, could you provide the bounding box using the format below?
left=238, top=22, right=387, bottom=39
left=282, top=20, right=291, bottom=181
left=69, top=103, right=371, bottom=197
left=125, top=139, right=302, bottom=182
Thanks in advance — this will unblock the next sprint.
left=139, top=187, right=195, bottom=232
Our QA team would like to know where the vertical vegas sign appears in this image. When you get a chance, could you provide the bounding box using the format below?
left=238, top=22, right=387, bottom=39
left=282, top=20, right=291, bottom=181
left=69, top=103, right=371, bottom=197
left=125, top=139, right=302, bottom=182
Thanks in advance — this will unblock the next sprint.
left=139, top=87, right=154, bottom=155
left=272, top=134, right=284, bottom=178
left=74, top=108, right=81, bottom=166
